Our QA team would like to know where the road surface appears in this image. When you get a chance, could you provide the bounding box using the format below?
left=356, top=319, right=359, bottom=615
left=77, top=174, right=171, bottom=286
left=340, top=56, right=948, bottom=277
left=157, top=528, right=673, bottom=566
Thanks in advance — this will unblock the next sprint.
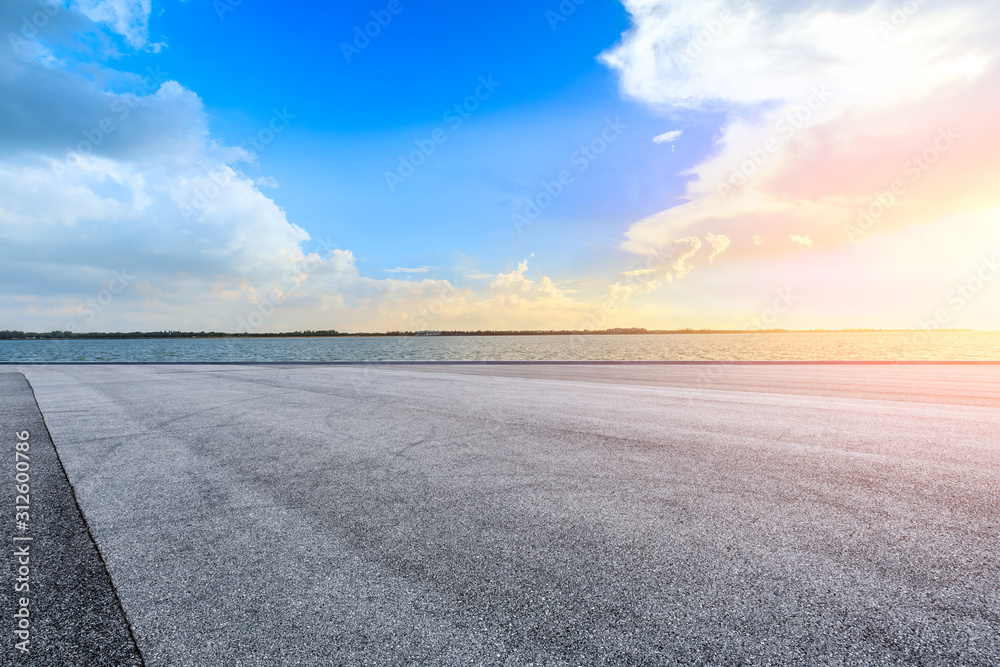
left=6, top=363, right=1000, bottom=665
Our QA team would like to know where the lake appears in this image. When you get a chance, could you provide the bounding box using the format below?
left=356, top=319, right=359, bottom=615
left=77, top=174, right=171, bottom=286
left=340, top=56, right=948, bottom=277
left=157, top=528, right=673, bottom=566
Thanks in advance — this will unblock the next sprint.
left=2, top=332, right=999, bottom=362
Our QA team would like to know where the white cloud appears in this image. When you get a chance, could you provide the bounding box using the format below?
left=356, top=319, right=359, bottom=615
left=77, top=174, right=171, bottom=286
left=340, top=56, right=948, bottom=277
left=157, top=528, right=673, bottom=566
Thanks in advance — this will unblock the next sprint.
left=606, top=0, right=1000, bottom=319
left=652, top=129, right=683, bottom=144
left=705, top=233, right=731, bottom=262
left=601, top=278, right=660, bottom=305
left=0, top=20, right=648, bottom=334
left=0, top=3, right=404, bottom=331
left=601, top=0, right=989, bottom=111
left=381, top=266, right=438, bottom=274
left=789, top=234, right=813, bottom=247
left=667, top=236, right=702, bottom=280
left=489, top=259, right=572, bottom=300
left=73, top=0, right=152, bottom=48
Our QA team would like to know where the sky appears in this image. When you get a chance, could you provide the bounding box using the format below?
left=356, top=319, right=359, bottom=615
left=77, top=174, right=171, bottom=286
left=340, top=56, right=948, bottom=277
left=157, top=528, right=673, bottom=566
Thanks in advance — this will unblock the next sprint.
left=1, top=0, right=998, bottom=333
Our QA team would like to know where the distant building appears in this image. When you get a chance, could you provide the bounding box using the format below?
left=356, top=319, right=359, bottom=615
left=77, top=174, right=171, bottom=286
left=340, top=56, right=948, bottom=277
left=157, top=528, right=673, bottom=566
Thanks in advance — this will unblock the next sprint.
left=414, top=331, right=441, bottom=336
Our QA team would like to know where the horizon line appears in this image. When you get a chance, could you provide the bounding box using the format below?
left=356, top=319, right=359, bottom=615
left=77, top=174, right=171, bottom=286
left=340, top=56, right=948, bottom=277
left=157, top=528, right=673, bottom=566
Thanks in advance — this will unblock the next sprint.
left=0, top=327, right=994, bottom=339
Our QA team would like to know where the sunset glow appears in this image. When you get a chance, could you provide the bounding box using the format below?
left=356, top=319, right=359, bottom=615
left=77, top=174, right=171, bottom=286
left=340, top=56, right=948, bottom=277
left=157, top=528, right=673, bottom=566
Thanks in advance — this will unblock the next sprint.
left=2, top=1, right=998, bottom=332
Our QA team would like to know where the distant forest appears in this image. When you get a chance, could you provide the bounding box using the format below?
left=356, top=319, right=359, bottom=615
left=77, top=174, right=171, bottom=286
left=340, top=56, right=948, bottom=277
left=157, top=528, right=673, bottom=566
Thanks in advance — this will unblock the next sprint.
left=0, top=328, right=972, bottom=340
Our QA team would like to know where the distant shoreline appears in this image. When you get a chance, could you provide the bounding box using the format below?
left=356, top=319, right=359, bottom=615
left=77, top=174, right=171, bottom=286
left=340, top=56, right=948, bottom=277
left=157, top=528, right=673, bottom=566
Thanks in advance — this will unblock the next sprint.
left=0, top=328, right=983, bottom=341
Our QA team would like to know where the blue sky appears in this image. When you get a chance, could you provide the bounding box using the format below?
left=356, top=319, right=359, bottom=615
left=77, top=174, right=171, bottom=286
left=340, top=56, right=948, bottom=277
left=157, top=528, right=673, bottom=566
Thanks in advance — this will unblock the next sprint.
left=136, top=1, right=710, bottom=279
left=2, top=1, right=999, bottom=332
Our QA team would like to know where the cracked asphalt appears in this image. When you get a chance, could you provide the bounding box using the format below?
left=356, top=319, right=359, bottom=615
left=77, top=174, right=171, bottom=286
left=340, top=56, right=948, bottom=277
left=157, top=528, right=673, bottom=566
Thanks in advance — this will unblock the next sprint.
left=9, top=363, right=1000, bottom=666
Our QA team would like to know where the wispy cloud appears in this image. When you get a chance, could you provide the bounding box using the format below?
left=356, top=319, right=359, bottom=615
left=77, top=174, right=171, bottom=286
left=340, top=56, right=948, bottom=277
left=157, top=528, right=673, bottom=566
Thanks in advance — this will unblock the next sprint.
left=652, top=129, right=683, bottom=144
left=74, top=0, right=153, bottom=49
left=381, top=266, right=438, bottom=274
left=789, top=235, right=814, bottom=247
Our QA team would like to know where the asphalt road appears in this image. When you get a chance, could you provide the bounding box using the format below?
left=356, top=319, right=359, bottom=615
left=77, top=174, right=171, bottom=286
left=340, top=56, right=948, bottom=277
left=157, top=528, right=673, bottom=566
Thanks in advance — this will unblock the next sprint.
left=11, top=363, right=1000, bottom=665
left=0, top=372, right=142, bottom=666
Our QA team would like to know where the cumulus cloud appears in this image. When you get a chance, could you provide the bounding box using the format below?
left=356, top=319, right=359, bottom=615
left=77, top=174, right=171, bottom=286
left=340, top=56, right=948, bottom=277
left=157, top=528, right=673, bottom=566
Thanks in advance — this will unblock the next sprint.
left=789, top=234, right=813, bottom=247
left=601, top=0, right=989, bottom=111
left=666, top=236, right=702, bottom=280
left=489, top=259, right=572, bottom=300
left=0, top=11, right=646, bottom=341
left=0, top=2, right=469, bottom=333
left=601, top=278, right=660, bottom=309
left=705, top=233, right=731, bottom=262
left=606, top=0, right=1000, bottom=321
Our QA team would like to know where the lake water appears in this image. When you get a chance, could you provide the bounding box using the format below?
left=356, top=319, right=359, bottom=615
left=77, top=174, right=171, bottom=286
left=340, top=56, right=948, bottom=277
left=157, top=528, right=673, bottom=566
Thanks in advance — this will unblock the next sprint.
left=1, top=332, right=998, bottom=362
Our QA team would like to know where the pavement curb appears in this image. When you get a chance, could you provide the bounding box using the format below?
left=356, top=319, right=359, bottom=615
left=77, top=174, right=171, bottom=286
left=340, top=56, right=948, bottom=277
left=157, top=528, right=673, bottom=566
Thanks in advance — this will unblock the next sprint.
left=1, top=373, right=145, bottom=666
